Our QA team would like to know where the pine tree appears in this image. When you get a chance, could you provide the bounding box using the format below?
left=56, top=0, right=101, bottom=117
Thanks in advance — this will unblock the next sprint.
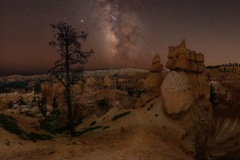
left=209, top=83, right=216, bottom=106
left=48, top=22, right=93, bottom=136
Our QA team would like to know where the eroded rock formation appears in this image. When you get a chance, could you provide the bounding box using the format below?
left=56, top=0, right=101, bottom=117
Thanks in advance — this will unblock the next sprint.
left=86, top=77, right=96, bottom=87
left=161, top=40, right=208, bottom=114
left=104, top=75, right=114, bottom=87
left=135, top=54, right=163, bottom=108
left=41, top=82, right=64, bottom=104
left=144, top=54, right=163, bottom=93
left=166, top=39, right=205, bottom=73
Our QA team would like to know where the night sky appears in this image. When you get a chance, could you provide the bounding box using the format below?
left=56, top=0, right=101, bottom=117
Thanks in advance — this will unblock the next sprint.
left=1, top=0, right=240, bottom=76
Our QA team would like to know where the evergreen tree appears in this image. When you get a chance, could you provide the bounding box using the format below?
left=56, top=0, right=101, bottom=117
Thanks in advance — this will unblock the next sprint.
left=209, top=83, right=217, bottom=106
left=8, top=101, right=14, bottom=108
left=48, top=22, right=93, bottom=136
left=38, top=96, right=47, bottom=118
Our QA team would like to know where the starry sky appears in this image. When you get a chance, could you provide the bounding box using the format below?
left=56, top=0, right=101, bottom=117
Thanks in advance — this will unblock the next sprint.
left=1, top=0, right=240, bottom=76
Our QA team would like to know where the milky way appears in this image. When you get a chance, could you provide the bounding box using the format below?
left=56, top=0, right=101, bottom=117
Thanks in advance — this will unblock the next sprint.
left=1, top=0, right=240, bottom=76
left=97, top=0, right=140, bottom=67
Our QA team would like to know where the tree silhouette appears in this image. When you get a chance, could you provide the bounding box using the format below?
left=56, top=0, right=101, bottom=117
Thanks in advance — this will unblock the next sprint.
left=48, top=22, right=93, bottom=136
left=38, top=96, right=47, bottom=118
left=209, top=83, right=216, bottom=107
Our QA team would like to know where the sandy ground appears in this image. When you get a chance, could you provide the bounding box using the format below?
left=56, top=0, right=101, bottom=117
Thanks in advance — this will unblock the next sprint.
left=0, top=127, right=189, bottom=160
left=0, top=97, right=191, bottom=160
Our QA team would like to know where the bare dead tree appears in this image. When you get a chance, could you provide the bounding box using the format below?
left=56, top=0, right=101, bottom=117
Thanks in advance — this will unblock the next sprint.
left=48, top=22, right=93, bottom=136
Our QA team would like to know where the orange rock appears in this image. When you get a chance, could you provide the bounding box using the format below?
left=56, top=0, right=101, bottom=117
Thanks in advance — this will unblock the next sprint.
left=166, top=40, right=205, bottom=73
left=144, top=54, right=163, bottom=93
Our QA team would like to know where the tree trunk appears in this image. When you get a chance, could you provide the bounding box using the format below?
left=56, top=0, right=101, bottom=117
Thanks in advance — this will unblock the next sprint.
left=65, top=41, right=75, bottom=137
left=66, top=87, right=75, bottom=137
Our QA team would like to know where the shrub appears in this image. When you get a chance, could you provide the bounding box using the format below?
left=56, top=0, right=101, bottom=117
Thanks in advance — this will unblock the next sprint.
left=0, top=81, right=30, bottom=93
left=52, top=96, right=58, bottom=111
left=0, top=114, right=24, bottom=135
left=8, top=101, right=14, bottom=109
left=112, top=111, right=131, bottom=121
left=40, top=116, right=67, bottom=134
left=127, top=88, right=134, bottom=97
left=27, top=132, right=52, bottom=142
left=135, top=89, right=146, bottom=98
left=0, top=114, right=52, bottom=141
left=147, top=104, right=153, bottom=111
left=141, top=97, right=156, bottom=108
left=40, top=113, right=82, bottom=134
left=146, top=98, right=154, bottom=103
left=38, top=96, right=47, bottom=117
left=34, top=81, right=42, bottom=93
left=18, top=96, right=27, bottom=105
left=102, top=126, right=110, bottom=130
left=76, top=126, right=102, bottom=136
left=89, top=121, right=96, bottom=126
left=96, top=97, right=110, bottom=108
left=209, top=83, right=217, bottom=107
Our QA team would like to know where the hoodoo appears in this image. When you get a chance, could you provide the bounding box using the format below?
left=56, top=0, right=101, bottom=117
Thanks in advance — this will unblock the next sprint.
left=161, top=40, right=208, bottom=114
left=144, top=54, right=164, bottom=94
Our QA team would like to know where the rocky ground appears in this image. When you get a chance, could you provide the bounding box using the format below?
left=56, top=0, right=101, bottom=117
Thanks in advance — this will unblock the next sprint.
left=0, top=98, right=192, bottom=160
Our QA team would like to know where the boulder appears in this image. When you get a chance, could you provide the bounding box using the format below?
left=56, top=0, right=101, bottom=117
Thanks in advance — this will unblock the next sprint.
left=161, top=71, right=208, bottom=115
left=161, top=71, right=194, bottom=114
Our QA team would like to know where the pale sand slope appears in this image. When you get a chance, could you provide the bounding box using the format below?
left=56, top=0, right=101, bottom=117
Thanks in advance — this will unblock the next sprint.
left=0, top=97, right=191, bottom=160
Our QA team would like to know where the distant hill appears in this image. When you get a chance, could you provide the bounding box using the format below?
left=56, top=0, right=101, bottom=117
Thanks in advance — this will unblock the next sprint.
left=0, top=68, right=149, bottom=82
